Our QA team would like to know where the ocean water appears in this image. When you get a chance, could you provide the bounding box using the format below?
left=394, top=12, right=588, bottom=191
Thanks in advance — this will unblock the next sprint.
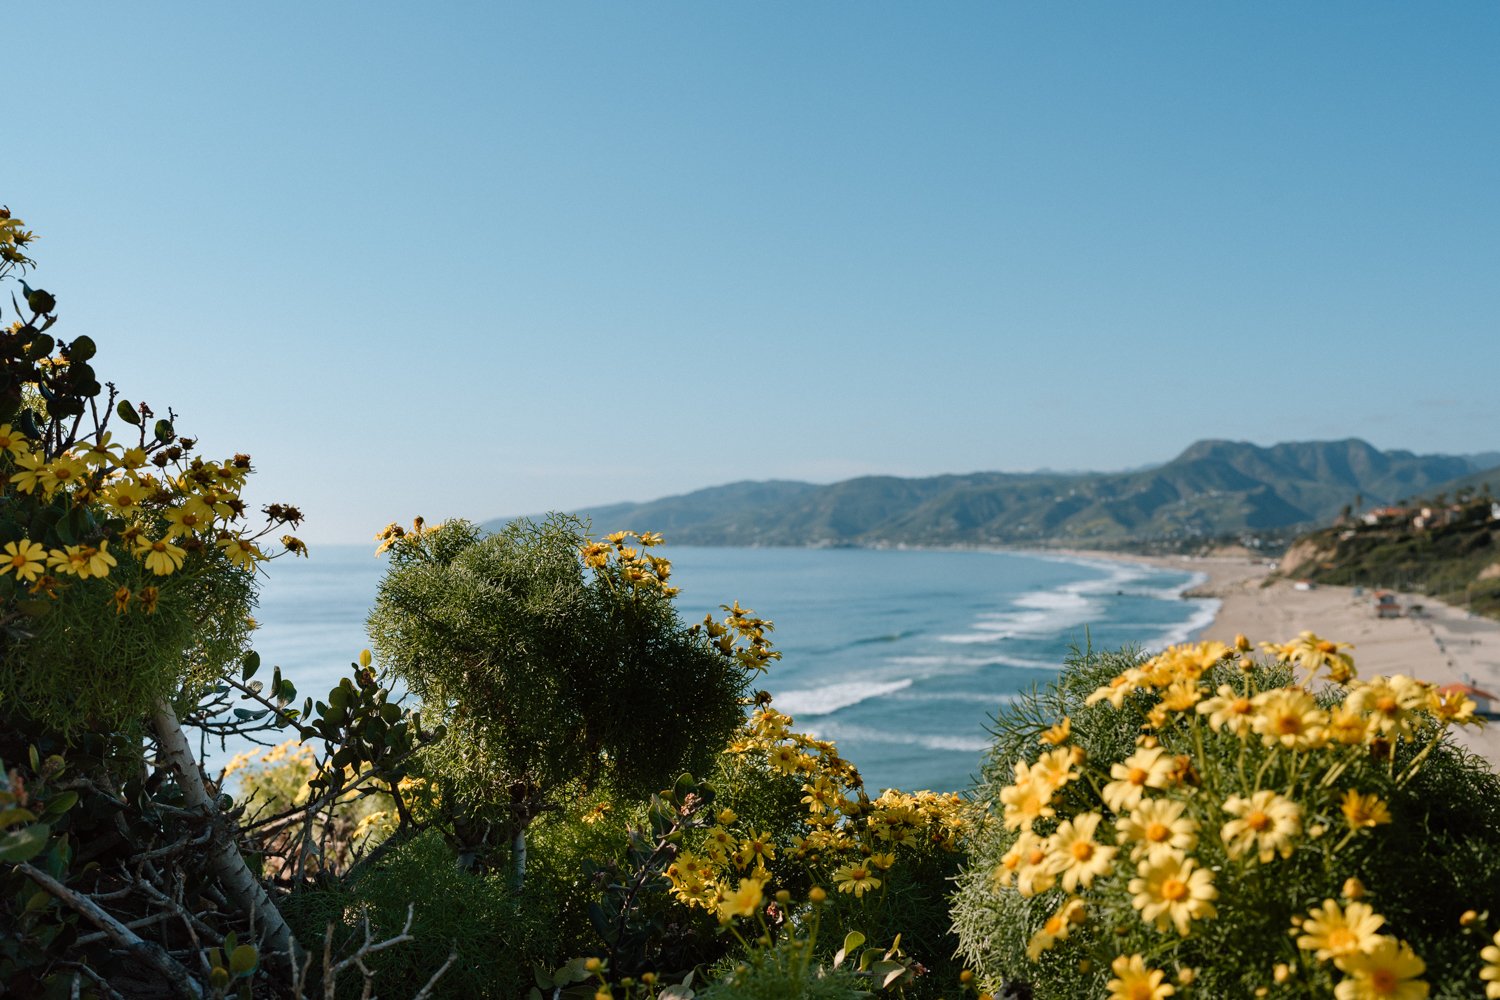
left=242, top=545, right=1214, bottom=793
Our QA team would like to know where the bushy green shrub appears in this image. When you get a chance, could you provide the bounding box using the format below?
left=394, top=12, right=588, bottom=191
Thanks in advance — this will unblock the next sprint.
left=951, top=637, right=1500, bottom=999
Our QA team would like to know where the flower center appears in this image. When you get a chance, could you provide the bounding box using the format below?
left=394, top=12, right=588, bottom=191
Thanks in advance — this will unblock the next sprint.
left=1128, top=767, right=1148, bottom=786
left=1327, top=928, right=1357, bottom=952
left=1129, top=986, right=1154, bottom=1000
left=1370, top=968, right=1398, bottom=994
left=1070, top=841, right=1094, bottom=862
left=1376, top=695, right=1398, bottom=714
left=1277, top=715, right=1303, bottom=734
left=1146, top=822, right=1170, bottom=842
left=1247, top=811, right=1271, bottom=832
left=9, top=553, right=25, bottom=568
left=1161, top=877, right=1188, bottom=901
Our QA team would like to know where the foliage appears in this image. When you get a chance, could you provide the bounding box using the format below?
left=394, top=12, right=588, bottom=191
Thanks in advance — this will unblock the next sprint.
left=951, top=636, right=1500, bottom=999
left=366, top=520, right=758, bottom=874
left=1284, top=491, right=1500, bottom=619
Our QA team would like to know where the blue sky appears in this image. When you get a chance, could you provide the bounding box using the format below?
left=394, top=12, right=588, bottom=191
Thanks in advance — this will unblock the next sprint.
left=8, top=4, right=1498, bottom=542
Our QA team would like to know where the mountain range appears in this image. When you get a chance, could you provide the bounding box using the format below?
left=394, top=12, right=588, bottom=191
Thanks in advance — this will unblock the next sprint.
left=486, top=440, right=1500, bottom=550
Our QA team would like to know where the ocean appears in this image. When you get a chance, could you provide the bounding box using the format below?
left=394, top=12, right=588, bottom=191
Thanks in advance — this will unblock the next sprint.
left=244, top=545, right=1215, bottom=794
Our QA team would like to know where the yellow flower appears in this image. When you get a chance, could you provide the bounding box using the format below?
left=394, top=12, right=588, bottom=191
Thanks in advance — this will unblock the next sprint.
left=80, top=541, right=117, bottom=579
left=1221, top=790, right=1302, bottom=863
left=47, top=545, right=92, bottom=578
left=1102, top=746, right=1175, bottom=814
left=163, top=499, right=218, bottom=538
left=1129, top=853, right=1217, bottom=936
left=1040, top=716, right=1072, bottom=745
left=1116, top=797, right=1198, bottom=862
left=1333, top=937, right=1427, bottom=1000
left=1480, top=929, right=1500, bottom=999
left=39, top=456, right=88, bottom=495
left=1086, top=669, right=1144, bottom=709
left=103, top=478, right=150, bottom=514
left=217, top=533, right=265, bottom=570
left=1339, top=790, right=1392, bottom=832
left=133, top=535, right=187, bottom=576
left=1346, top=676, right=1429, bottom=743
left=1327, top=706, right=1373, bottom=746
left=0, top=423, right=30, bottom=457
left=8, top=451, right=47, bottom=493
left=1429, top=687, right=1477, bottom=726
left=1106, top=953, right=1176, bottom=1000
left=1296, top=899, right=1386, bottom=962
left=737, top=831, right=775, bottom=869
left=1000, top=765, right=1057, bottom=832
left=1026, top=897, right=1086, bottom=960
left=717, top=877, right=765, bottom=923
left=1265, top=631, right=1357, bottom=683
left=1251, top=688, right=1327, bottom=750
left=1196, top=684, right=1257, bottom=737
left=0, top=539, right=47, bottom=582
left=1045, top=811, right=1117, bottom=891
left=110, top=585, right=132, bottom=614
left=993, top=829, right=1045, bottom=890
left=833, top=861, right=881, bottom=898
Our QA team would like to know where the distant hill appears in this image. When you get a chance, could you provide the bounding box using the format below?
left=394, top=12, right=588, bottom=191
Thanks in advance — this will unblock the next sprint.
left=486, top=439, right=1492, bottom=551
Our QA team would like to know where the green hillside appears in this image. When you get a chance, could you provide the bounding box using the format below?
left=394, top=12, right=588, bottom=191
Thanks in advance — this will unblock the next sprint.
left=487, top=439, right=1487, bottom=550
left=1280, top=487, right=1500, bottom=619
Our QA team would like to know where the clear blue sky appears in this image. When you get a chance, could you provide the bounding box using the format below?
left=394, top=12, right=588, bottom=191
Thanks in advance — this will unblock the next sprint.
left=8, top=4, right=1498, bottom=542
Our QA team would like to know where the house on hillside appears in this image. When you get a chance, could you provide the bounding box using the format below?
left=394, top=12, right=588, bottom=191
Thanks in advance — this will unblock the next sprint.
left=1362, top=506, right=1412, bottom=526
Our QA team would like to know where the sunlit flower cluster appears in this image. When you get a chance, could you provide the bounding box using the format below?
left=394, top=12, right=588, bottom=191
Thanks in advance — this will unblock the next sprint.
left=982, top=635, right=1491, bottom=995
left=0, top=414, right=303, bottom=613
left=663, top=701, right=968, bottom=913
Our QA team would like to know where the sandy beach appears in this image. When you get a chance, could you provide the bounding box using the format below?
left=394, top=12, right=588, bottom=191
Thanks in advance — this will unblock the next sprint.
left=1110, top=552, right=1500, bottom=768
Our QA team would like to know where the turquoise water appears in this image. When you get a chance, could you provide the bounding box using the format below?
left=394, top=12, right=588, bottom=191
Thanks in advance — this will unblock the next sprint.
left=243, top=545, right=1213, bottom=793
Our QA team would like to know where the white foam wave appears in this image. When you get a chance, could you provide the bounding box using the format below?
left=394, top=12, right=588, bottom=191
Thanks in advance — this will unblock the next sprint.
left=773, top=678, right=913, bottom=716
left=808, top=720, right=991, bottom=754
left=1148, top=598, right=1221, bottom=650
left=940, top=587, right=1097, bottom=644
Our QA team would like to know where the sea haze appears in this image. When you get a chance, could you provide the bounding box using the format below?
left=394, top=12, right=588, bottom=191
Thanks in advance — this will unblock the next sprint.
left=241, top=545, right=1214, bottom=793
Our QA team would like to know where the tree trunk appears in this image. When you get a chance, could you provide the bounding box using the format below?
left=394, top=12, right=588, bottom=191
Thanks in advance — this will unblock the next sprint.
left=150, top=698, right=302, bottom=970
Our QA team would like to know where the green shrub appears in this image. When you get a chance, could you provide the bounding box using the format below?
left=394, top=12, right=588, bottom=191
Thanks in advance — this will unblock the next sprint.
left=951, top=638, right=1500, bottom=999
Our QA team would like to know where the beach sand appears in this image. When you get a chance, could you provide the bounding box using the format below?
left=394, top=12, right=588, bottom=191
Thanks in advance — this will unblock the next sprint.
left=1066, top=550, right=1500, bottom=768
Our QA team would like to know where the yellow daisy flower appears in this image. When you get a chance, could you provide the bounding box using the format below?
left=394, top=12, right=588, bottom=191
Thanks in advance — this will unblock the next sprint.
left=1480, top=929, right=1500, bottom=999
left=1116, top=797, right=1198, bottom=862
left=1333, top=936, right=1427, bottom=1000
left=1196, top=684, right=1257, bottom=737
left=1251, top=688, right=1328, bottom=750
left=1296, top=899, right=1386, bottom=962
left=717, top=877, right=765, bottom=923
left=1339, top=790, right=1392, bottom=832
left=1106, top=953, right=1176, bottom=1000
left=1129, top=853, right=1217, bottom=936
left=1026, top=897, right=1086, bottom=961
left=832, top=861, right=881, bottom=898
left=133, top=535, right=187, bottom=576
left=1102, top=746, right=1175, bottom=813
left=0, top=539, right=47, bottom=582
left=1045, top=811, right=1117, bottom=891
left=1221, top=790, right=1302, bottom=863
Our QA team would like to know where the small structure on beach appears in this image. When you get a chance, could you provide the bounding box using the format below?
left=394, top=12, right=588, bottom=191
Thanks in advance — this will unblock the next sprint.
left=1373, top=590, right=1401, bottom=619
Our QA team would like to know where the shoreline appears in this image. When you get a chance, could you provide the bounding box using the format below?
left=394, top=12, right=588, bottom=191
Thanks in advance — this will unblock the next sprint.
left=1049, top=547, right=1500, bottom=768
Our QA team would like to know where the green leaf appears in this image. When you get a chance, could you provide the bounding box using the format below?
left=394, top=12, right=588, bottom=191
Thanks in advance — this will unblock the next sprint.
left=873, top=960, right=908, bottom=989
left=40, top=791, right=77, bottom=819
left=833, top=930, right=866, bottom=968
left=153, top=418, right=174, bottom=443
left=115, top=399, right=140, bottom=425
left=241, top=650, right=261, bottom=680
left=229, top=943, right=258, bottom=976
left=67, top=335, right=96, bottom=361
left=0, top=824, right=50, bottom=862
left=0, top=807, right=38, bottom=829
